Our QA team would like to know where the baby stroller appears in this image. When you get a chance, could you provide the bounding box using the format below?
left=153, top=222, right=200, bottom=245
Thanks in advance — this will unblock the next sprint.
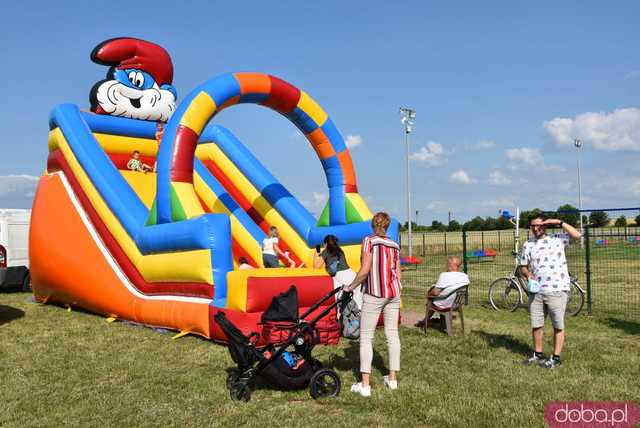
left=214, top=286, right=346, bottom=402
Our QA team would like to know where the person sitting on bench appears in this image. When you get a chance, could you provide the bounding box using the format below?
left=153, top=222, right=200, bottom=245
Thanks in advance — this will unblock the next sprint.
left=415, top=256, right=469, bottom=327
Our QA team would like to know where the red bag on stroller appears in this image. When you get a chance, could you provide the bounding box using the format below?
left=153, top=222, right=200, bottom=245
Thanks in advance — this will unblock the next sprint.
left=260, top=285, right=340, bottom=346
left=261, top=321, right=297, bottom=345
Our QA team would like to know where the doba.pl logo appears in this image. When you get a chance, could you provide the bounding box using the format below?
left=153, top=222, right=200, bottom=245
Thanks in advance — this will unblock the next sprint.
left=544, top=401, right=640, bottom=427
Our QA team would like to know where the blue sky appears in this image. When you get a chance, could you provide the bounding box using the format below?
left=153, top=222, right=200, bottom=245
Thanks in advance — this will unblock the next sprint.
left=1, top=1, right=639, bottom=223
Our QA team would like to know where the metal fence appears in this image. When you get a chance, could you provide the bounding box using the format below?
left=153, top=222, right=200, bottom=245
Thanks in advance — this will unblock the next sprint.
left=399, top=224, right=640, bottom=320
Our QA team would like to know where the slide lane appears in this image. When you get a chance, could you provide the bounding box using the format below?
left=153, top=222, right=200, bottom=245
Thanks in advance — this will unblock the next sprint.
left=196, top=125, right=378, bottom=269
left=47, top=108, right=336, bottom=301
left=30, top=171, right=214, bottom=337
left=71, top=110, right=268, bottom=271
left=31, top=169, right=335, bottom=341
left=37, top=112, right=337, bottom=340
left=86, top=113, right=377, bottom=270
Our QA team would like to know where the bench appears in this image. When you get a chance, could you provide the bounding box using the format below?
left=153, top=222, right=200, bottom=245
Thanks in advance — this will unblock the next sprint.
left=400, top=256, right=422, bottom=271
left=465, top=248, right=497, bottom=263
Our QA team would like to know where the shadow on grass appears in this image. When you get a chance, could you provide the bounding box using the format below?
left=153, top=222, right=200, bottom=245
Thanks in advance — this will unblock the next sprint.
left=0, top=304, right=25, bottom=325
left=328, top=339, right=388, bottom=378
left=473, top=330, right=531, bottom=356
left=598, top=318, right=640, bottom=335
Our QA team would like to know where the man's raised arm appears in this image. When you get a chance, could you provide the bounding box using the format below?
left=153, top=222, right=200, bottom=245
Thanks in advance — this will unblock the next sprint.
left=543, top=218, right=582, bottom=241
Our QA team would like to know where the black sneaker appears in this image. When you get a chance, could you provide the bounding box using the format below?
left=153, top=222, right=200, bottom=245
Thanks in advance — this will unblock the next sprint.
left=539, top=357, right=562, bottom=369
left=524, top=353, right=545, bottom=365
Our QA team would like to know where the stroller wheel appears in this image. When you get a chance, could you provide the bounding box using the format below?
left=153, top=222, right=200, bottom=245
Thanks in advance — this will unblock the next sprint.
left=226, top=371, right=239, bottom=390
left=309, top=368, right=341, bottom=400
left=230, top=382, right=251, bottom=403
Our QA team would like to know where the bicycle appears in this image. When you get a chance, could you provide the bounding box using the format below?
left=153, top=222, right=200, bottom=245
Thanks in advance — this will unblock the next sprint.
left=488, top=256, right=585, bottom=316
left=488, top=208, right=585, bottom=316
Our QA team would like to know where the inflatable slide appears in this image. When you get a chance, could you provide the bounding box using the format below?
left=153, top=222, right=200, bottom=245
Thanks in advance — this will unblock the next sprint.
left=29, top=38, right=398, bottom=343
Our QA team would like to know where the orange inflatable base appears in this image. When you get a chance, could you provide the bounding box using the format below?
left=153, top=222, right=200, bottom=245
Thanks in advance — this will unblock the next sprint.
left=30, top=173, right=339, bottom=344
left=30, top=173, right=213, bottom=337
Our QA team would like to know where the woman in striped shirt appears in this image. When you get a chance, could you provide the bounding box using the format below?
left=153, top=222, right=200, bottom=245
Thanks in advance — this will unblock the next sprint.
left=344, top=212, right=401, bottom=397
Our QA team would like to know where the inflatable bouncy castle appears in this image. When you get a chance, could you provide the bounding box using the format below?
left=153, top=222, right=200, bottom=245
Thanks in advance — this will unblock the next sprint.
left=30, top=38, right=398, bottom=343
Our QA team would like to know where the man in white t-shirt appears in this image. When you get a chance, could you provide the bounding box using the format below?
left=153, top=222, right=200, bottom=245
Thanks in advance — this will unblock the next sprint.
left=415, top=256, right=469, bottom=327
left=519, top=215, right=581, bottom=369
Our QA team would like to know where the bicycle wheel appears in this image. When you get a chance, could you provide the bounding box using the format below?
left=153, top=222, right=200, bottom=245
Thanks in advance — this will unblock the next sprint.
left=488, top=277, right=522, bottom=311
left=566, top=279, right=585, bottom=316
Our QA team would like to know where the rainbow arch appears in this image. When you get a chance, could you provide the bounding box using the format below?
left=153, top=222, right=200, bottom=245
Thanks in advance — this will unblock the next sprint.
left=152, top=72, right=357, bottom=227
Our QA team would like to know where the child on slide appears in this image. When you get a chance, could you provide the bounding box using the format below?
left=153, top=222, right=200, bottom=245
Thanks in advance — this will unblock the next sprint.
left=127, top=150, right=153, bottom=173
left=262, top=226, right=296, bottom=268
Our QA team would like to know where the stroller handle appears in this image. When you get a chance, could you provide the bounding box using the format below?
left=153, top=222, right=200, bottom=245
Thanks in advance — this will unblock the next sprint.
left=299, top=286, right=343, bottom=320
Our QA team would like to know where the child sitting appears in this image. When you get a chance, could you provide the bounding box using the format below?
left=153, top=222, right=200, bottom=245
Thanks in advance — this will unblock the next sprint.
left=237, top=256, right=255, bottom=270
left=127, top=150, right=153, bottom=173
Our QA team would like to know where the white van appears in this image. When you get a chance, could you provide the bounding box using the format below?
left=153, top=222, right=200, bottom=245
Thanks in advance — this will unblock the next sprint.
left=0, top=209, right=31, bottom=291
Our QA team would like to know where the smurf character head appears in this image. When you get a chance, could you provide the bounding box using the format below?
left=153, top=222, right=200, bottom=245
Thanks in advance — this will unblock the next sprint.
left=90, top=37, right=177, bottom=122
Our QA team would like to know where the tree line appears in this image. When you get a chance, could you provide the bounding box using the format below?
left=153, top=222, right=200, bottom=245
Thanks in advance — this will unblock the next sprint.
left=401, top=204, right=640, bottom=232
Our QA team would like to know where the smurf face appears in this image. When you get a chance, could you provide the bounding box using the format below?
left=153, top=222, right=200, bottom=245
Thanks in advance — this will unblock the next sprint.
left=92, top=68, right=177, bottom=122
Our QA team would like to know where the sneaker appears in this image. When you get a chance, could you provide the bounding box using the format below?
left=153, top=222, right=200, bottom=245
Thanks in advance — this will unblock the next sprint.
left=524, top=353, right=545, bottom=365
left=539, top=357, right=562, bottom=369
left=383, top=375, right=398, bottom=390
left=350, top=382, right=371, bottom=397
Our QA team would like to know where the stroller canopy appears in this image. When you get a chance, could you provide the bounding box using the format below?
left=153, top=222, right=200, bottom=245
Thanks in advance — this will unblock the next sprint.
left=261, top=285, right=299, bottom=323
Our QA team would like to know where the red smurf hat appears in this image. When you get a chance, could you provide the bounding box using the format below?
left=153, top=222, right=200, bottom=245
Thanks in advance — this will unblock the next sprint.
left=90, top=37, right=174, bottom=86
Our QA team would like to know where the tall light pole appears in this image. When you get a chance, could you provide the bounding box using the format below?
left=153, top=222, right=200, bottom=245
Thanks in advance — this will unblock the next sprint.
left=574, top=139, right=584, bottom=242
left=400, top=107, right=416, bottom=257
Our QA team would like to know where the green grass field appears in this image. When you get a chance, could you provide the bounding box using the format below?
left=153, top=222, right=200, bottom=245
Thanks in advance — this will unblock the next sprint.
left=1, top=291, right=638, bottom=427
left=401, top=230, right=640, bottom=320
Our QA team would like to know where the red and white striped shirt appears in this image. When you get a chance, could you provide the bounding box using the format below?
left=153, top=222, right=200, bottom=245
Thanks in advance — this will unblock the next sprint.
left=362, top=235, right=402, bottom=298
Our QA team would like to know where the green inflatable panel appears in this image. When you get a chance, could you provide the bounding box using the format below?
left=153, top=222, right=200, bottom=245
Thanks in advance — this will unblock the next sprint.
left=316, top=202, right=330, bottom=226
left=345, top=197, right=364, bottom=224
left=316, top=197, right=364, bottom=227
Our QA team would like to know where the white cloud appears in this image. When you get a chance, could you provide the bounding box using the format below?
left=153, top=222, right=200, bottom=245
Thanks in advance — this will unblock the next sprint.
left=487, top=170, right=511, bottom=186
left=543, top=108, right=640, bottom=151
left=542, top=164, right=566, bottom=173
left=345, top=135, right=363, bottom=150
left=426, top=200, right=447, bottom=210
left=300, top=191, right=327, bottom=217
left=478, top=196, right=516, bottom=208
left=466, top=140, right=496, bottom=151
left=0, top=175, right=39, bottom=209
left=312, top=192, right=327, bottom=205
left=505, top=147, right=544, bottom=166
left=625, top=70, right=640, bottom=80
left=629, top=178, right=640, bottom=196
left=449, top=170, right=476, bottom=185
left=0, top=175, right=39, bottom=196
left=410, top=141, right=448, bottom=166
